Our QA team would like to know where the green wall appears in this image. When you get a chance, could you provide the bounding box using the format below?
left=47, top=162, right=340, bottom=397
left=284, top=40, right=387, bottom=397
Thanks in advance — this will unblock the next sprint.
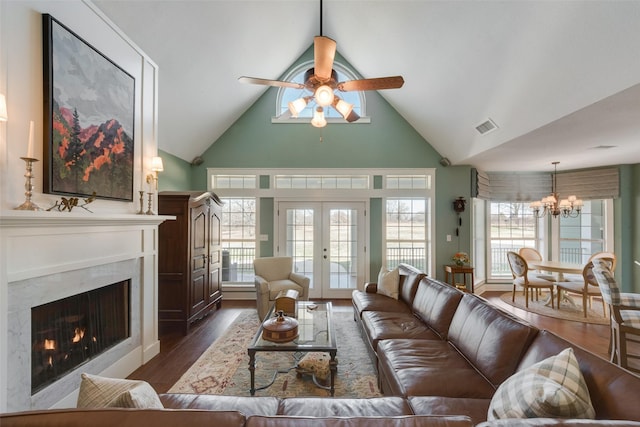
left=157, top=150, right=191, bottom=191
left=155, top=45, right=638, bottom=290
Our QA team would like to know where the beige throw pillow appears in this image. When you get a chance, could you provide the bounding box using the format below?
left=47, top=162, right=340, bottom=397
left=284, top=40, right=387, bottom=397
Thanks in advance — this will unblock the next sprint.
left=377, top=267, right=400, bottom=300
left=77, top=373, right=164, bottom=409
left=487, top=348, right=595, bottom=420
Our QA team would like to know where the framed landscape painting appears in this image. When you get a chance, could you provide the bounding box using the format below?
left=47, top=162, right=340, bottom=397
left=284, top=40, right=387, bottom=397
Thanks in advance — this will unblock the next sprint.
left=42, top=14, right=135, bottom=201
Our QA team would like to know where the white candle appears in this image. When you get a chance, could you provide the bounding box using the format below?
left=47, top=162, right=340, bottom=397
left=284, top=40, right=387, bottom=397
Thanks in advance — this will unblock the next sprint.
left=27, top=120, right=34, bottom=158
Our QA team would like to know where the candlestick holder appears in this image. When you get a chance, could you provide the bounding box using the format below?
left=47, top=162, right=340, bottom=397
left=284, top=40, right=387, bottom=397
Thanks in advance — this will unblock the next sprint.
left=137, top=190, right=145, bottom=214
left=145, top=192, right=155, bottom=215
left=14, top=157, right=43, bottom=211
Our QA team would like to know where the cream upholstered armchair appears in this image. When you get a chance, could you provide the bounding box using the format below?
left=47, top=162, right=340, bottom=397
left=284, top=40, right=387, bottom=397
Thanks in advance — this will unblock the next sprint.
left=254, top=256, right=310, bottom=320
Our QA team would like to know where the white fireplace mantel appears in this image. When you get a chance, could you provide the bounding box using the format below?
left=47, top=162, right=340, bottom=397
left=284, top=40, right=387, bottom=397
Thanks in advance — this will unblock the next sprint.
left=1, top=211, right=173, bottom=228
left=0, top=210, right=174, bottom=411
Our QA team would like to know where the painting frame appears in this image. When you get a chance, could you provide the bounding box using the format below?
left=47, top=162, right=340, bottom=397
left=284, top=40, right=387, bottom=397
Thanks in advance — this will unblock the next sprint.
left=42, top=14, right=135, bottom=202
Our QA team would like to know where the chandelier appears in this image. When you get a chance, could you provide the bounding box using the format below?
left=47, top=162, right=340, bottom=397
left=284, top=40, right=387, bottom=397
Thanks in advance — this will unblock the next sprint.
left=530, top=162, right=583, bottom=218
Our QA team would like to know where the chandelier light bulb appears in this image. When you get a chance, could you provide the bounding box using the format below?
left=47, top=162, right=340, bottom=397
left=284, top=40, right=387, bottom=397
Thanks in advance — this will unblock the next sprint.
left=530, top=162, right=583, bottom=219
left=311, top=106, right=327, bottom=128
left=314, top=85, right=334, bottom=107
left=288, top=97, right=309, bottom=117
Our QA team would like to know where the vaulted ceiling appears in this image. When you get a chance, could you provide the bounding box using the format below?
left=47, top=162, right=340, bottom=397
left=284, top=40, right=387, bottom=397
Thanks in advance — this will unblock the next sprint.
left=93, top=0, right=640, bottom=172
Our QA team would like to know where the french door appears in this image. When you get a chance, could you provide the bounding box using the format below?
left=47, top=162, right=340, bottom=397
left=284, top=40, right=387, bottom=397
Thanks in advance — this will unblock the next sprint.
left=277, top=201, right=366, bottom=299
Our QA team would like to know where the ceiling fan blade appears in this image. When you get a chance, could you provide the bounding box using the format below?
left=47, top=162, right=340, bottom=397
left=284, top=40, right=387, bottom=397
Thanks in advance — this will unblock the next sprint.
left=314, top=36, right=336, bottom=82
left=238, top=76, right=305, bottom=89
left=338, top=76, right=405, bottom=92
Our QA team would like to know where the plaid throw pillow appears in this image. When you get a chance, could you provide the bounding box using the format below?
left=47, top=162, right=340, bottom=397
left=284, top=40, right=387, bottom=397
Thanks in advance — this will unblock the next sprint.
left=487, top=348, right=595, bottom=420
left=77, top=373, right=163, bottom=409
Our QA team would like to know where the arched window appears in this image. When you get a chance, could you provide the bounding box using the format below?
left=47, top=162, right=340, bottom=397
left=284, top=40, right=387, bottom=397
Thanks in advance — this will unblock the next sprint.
left=273, top=60, right=369, bottom=123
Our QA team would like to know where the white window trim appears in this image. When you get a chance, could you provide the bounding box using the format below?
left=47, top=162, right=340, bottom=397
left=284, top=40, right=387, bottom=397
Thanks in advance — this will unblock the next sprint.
left=208, top=168, right=437, bottom=277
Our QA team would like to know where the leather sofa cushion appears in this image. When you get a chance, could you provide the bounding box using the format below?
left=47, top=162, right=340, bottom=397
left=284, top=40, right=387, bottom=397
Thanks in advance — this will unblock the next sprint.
left=447, top=294, right=539, bottom=387
left=159, top=393, right=280, bottom=416
left=352, top=290, right=413, bottom=318
left=279, top=396, right=412, bottom=416
left=517, top=330, right=640, bottom=421
left=397, top=263, right=426, bottom=305
left=411, top=277, right=463, bottom=339
left=0, top=409, right=246, bottom=427
left=362, top=311, right=440, bottom=351
left=246, top=415, right=474, bottom=427
left=477, top=420, right=640, bottom=426
left=377, top=339, right=495, bottom=398
left=409, top=396, right=491, bottom=426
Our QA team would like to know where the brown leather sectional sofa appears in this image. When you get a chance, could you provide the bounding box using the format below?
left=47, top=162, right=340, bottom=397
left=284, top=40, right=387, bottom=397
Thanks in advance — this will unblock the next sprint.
left=3, top=263, right=640, bottom=426
left=352, top=263, right=640, bottom=426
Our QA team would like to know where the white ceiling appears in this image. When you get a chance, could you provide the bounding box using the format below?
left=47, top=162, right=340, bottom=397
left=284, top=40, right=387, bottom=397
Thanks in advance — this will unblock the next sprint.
left=93, top=0, right=640, bottom=172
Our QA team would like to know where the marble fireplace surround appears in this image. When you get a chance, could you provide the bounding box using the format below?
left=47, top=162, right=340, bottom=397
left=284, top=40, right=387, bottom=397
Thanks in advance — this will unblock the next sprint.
left=0, top=212, right=171, bottom=412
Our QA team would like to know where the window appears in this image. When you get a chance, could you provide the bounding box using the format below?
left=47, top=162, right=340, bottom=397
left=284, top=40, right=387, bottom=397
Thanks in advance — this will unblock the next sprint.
left=488, top=202, right=538, bottom=278
left=558, top=200, right=609, bottom=264
left=275, top=60, right=367, bottom=122
left=221, top=198, right=256, bottom=284
left=385, top=198, right=427, bottom=271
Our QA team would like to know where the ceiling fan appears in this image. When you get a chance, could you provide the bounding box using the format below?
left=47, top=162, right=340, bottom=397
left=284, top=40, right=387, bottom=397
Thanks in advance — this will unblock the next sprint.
left=238, top=2, right=404, bottom=127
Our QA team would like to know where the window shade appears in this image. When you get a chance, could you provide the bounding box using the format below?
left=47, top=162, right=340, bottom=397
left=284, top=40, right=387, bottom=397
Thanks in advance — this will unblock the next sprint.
left=556, top=167, right=619, bottom=200
left=472, top=167, right=619, bottom=201
left=472, top=168, right=549, bottom=201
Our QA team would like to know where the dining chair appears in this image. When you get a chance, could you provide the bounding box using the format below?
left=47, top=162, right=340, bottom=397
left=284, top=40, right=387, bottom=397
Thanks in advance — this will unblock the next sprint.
left=555, top=259, right=611, bottom=317
left=518, top=247, right=555, bottom=282
left=592, top=259, right=640, bottom=373
left=507, top=251, right=555, bottom=309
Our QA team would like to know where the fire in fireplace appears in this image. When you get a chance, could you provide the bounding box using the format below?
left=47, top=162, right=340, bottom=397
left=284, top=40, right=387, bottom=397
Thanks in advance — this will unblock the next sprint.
left=31, top=280, right=130, bottom=394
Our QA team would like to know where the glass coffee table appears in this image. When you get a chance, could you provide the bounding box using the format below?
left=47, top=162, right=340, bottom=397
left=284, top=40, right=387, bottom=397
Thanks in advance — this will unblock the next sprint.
left=248, top=301, right=337, bottom=396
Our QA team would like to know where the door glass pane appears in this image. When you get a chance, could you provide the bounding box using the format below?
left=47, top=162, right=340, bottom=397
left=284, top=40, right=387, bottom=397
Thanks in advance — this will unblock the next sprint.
left=285, top=208, right=315, bottom=288
left=328, top=208, right=358, bottom=290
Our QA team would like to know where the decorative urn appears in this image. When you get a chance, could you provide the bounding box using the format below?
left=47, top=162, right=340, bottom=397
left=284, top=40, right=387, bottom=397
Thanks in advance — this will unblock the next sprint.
left=262, top=310, right=299, bottom=343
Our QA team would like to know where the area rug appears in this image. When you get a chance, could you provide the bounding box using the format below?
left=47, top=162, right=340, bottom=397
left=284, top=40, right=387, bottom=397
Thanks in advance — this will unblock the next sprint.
left=499, top=291, right=608, bottom=325
left=168, top=309, right=381, bottom=398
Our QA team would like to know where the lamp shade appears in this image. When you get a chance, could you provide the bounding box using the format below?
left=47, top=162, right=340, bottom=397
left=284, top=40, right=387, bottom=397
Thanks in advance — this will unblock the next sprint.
left=288, top=97, right=308, bottom=117
left=314, top=85, right=334, bottom=107
left=0, top=94, right=7, bottom=122
left=310, top=107, right=327, bottom=128
left=150, top=156, right=164, bottom=172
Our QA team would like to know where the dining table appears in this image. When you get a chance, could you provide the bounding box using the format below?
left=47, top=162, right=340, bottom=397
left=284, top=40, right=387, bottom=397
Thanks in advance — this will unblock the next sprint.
left=527, top=260, right=584, bottom=307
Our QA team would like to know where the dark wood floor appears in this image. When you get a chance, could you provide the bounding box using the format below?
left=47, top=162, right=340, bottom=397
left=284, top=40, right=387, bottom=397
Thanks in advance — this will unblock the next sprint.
left=128, top=292, right=613, bottom=393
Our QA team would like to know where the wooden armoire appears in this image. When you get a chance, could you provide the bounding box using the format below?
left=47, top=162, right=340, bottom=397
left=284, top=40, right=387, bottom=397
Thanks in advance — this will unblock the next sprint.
left=158, top=191, right=223, bottom=334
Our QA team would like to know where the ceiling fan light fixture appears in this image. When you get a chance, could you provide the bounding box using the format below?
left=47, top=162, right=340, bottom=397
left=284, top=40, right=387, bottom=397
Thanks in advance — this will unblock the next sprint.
left=311, top=106, right=327, bottom=128
left=333, top=97, right=353, bottom=118
left=288, top=96, right=310, bottom=117
left=314, top=85, right=334, bottom=107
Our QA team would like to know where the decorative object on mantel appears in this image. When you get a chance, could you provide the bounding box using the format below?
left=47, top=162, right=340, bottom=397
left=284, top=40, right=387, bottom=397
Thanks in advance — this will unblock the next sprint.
left=530, top=162, right=583, bottom=218
left=145, top=192, right=155, bottom=215
left=47, top=192, right=96, bottom=213
left=15, top=121, right=44, bottom=211
left=452, top=252, right=469, bottom=267
left=137, top=190, right=145, bottom=215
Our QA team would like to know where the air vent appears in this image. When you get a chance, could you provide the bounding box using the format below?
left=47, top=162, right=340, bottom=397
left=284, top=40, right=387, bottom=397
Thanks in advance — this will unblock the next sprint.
left=475, top=118, right=498, bottom=135
left=592, top=145, right=616, bottom=150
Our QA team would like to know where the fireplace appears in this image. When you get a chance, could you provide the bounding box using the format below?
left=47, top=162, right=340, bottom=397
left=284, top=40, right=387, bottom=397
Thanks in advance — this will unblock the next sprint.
left=31, top=280, right=131, bottom=394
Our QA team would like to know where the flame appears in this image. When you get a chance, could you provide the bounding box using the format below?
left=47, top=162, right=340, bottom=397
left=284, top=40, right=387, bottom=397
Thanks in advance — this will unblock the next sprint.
left=72, top=328, right=85, bottom=343
left=44, top=339, right=56, bottom=351
left=47, top=355, right=53, bottom=367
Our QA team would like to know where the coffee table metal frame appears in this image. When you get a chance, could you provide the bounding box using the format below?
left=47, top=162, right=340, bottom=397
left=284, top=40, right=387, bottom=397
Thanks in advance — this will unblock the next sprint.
left=248, top=301, right=337, bottom=396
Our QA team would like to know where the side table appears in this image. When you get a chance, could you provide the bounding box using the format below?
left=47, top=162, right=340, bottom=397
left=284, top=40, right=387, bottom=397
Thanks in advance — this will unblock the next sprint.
left=444, top=264, right=475, bottom=293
